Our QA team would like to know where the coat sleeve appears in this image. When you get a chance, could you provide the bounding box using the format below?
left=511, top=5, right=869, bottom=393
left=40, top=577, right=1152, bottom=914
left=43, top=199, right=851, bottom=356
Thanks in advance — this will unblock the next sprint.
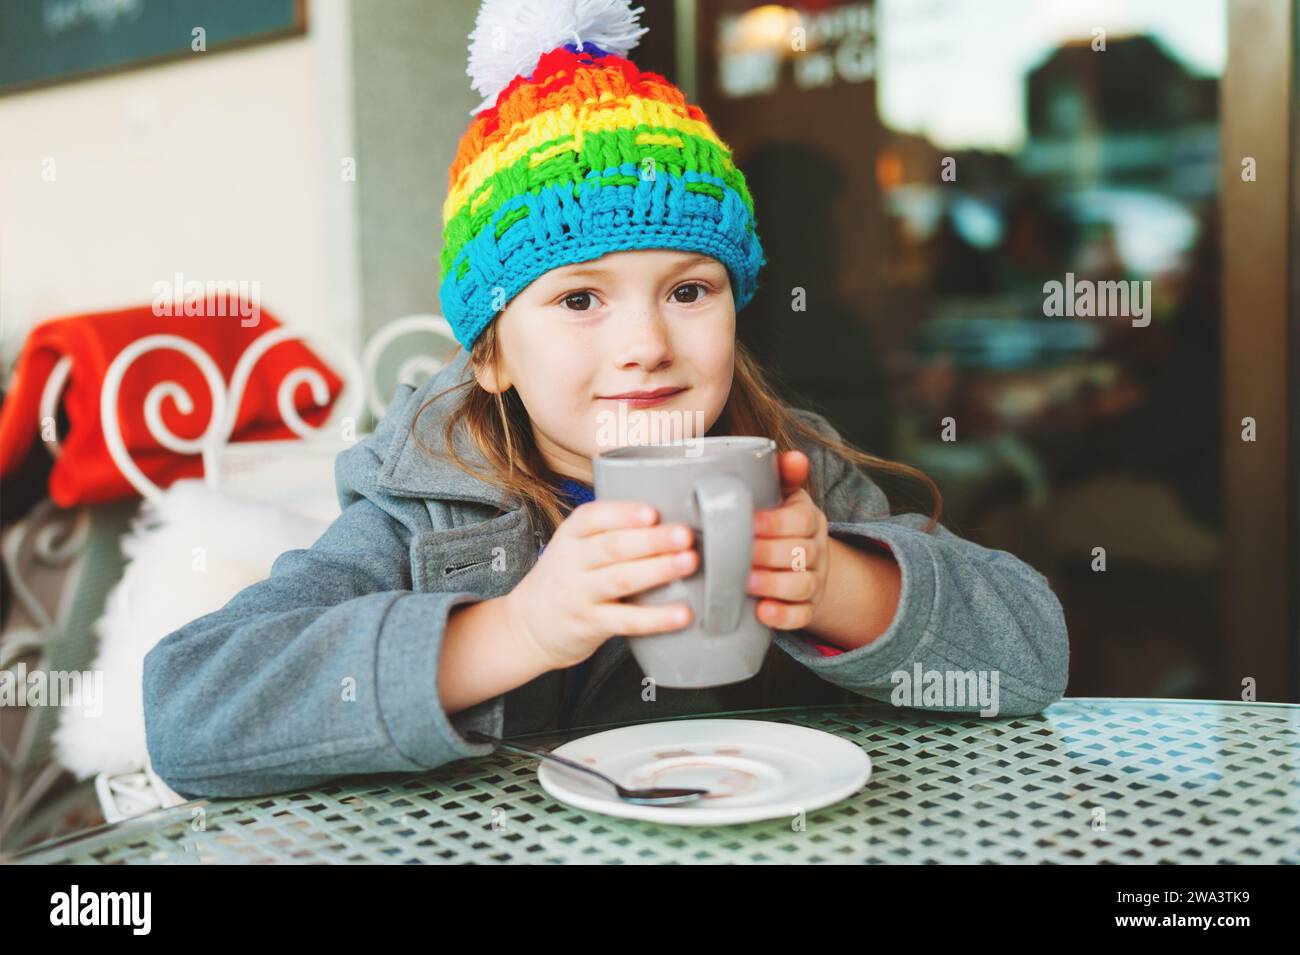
left=771, top=409, right=1070, bottom=717
left=142, top=392, right=503, bottom=799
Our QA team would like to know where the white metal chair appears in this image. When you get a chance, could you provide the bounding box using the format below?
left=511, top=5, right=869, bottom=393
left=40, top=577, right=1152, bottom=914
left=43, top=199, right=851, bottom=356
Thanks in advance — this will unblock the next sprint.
left=0, top=314, right=458, bottom=845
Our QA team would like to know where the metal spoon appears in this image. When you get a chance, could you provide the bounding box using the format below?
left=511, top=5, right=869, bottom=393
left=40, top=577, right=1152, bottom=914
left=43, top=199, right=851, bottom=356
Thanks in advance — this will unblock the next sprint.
left=466, top=730, right=709, bottom=805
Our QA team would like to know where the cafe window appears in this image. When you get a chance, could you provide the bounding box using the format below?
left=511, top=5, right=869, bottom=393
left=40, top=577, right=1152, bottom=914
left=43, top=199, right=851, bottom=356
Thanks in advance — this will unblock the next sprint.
left=672, top=0, right=1296, bottom=699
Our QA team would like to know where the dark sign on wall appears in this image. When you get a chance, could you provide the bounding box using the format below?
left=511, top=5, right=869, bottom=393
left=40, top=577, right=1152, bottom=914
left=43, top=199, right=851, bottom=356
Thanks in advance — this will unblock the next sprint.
left=0, top=0, right=306, bottom=94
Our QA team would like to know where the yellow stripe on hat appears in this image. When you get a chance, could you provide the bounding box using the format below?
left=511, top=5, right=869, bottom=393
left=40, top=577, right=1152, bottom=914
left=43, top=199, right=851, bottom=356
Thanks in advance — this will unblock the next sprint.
left=442, top=93, right=731, bottom=225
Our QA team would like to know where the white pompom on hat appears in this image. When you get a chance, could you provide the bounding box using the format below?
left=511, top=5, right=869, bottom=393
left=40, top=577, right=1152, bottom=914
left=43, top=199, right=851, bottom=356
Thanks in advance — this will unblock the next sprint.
left=466, top=0, right=649, bottom=115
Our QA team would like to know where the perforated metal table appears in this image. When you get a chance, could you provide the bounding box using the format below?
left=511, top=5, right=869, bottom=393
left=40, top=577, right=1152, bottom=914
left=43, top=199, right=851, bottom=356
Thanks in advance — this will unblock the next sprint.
left=11, top=698, right=1299, bottom=864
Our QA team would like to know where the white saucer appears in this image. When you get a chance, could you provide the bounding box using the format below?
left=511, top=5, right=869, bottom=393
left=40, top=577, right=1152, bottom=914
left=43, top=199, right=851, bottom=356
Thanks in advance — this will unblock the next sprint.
left=536, top=718, right=872, bottom=826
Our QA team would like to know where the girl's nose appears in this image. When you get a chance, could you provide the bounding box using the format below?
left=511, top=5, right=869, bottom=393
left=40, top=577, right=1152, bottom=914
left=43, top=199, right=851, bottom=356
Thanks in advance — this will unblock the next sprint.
left=618, top=308, right=674, bottom=370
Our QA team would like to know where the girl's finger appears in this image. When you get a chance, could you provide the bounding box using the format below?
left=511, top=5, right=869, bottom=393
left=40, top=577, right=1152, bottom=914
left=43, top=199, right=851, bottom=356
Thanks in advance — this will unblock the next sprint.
left=603, top=601, right=693, bottom=636
left=591, top=548, right=698, bottom=601
left=586, top=522, right=693, bottom=569
left=754, top=502, right=820, bottom=538
left=749, top=567, right=819, bottom=603
left=566, top=499, right=660, bottom=537
left=756, top=597, right=815, bottom=630
left=750, top=536, right=818, bottom=572
left=777, top=451, right=810, bottom=497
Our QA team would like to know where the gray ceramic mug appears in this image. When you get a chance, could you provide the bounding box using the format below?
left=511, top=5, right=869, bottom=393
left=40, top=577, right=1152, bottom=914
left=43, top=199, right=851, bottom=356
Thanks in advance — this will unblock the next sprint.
left=592, top=436, right=781, bottom=689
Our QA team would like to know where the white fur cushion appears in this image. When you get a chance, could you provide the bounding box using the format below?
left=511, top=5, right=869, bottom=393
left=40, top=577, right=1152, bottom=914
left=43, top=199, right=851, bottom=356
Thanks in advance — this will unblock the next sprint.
left=53, top=478, right=332, bottom=779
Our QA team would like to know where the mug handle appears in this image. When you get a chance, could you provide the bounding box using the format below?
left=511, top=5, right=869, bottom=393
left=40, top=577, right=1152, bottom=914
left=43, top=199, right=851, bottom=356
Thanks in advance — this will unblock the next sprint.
left=692, top=473, right=754, bottom=635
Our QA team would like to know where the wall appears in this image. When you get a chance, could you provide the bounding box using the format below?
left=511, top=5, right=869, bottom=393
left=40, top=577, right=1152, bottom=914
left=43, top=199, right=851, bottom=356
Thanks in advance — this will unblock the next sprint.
left=350, top=0, right=477, bottom=346
left=0, top=0, right=360, bottom=378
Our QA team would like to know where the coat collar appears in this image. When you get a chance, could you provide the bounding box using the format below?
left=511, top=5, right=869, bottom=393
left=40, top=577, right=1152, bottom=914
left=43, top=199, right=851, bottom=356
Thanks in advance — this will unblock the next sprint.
left=373, top=347, right=519, bottom=511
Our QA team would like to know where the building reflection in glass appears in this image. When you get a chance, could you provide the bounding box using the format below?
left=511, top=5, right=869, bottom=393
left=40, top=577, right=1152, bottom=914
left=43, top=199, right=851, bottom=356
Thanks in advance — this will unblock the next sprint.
left=698, top=0, right=1227, bottom=697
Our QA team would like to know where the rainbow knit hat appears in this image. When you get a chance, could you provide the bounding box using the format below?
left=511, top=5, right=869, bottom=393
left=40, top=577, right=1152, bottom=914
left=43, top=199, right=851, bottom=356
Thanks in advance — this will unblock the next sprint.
left=438, top=0, right=766, bottom=351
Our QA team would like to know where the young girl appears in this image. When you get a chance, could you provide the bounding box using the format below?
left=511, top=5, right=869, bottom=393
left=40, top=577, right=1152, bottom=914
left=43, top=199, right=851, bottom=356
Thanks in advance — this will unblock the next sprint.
left=143, top=0, right=1068, bottom=799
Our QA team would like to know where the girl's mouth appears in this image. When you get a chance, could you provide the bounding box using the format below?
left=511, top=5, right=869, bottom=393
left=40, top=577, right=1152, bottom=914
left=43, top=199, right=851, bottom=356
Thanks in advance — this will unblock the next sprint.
left=598, top=387, right=687, bottom=408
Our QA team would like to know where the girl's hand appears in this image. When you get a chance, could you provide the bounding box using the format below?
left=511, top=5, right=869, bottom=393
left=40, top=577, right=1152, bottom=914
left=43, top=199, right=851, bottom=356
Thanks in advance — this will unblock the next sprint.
left=748, top=450, right=830, bottom=630
left=503, top=501, right=698, bottom=671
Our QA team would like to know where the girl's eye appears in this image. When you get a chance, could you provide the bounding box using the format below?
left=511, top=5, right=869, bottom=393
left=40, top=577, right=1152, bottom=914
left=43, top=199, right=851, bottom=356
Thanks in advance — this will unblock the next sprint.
left=561, top=291, right=598, bottom=311
left=559, top=283, right=711, bottom=310
left=671, top=282, right=709, bottom=304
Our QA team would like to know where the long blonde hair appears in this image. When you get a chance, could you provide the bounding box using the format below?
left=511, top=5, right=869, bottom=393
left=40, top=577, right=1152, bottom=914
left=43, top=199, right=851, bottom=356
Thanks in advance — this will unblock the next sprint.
left=411, top=319, right=942, bottom=540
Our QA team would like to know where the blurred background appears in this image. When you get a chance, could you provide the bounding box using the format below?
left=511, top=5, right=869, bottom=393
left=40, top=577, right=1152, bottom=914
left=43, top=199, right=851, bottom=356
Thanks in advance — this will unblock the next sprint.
left=0, top=0, right=1296, bottom=850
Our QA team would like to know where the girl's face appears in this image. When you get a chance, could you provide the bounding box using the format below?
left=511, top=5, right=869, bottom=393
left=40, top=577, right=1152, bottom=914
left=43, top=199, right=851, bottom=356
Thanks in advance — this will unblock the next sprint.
left=475, top=249, right=736, bottom=483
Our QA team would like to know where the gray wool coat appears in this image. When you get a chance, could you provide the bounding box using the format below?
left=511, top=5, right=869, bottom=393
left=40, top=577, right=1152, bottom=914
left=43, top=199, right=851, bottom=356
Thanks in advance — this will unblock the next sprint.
left=143, top=348, right=1070, bottom=798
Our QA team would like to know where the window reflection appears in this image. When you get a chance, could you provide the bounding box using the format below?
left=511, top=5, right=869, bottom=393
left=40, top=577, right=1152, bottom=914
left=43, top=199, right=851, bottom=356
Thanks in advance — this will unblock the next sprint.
left=699, top=0, right=1227, bottom=697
